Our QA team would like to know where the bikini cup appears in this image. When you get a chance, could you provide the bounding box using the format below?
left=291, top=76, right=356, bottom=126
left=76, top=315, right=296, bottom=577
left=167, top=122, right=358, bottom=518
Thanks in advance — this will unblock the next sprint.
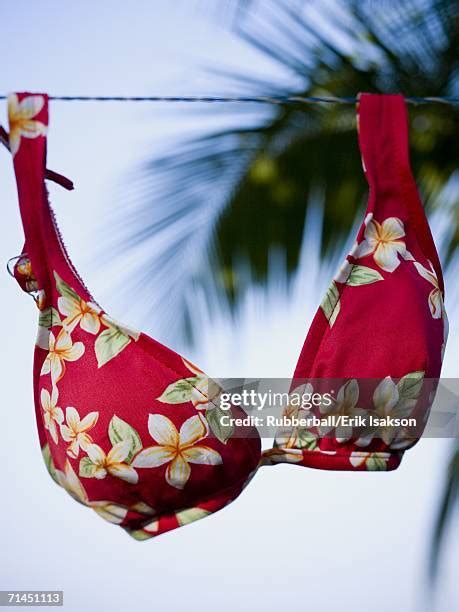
left=264, top=94, right=448, bottom=470
left=8, top=92, right=261, bottom=540
left=8, top=92, right=447, bottom=540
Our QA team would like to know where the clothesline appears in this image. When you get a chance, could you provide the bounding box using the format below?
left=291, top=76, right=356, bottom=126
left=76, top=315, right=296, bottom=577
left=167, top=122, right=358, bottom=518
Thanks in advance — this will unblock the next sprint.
left=0, top=94, right=458, bottom=105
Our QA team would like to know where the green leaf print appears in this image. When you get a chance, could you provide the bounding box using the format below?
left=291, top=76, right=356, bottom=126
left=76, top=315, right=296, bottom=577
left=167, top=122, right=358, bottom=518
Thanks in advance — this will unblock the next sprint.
left=346, top=265, right=384, bottom=286
left=176, top=507, right=211, bottom=526
left=205, top=405, right=234, bottom=444
left=157, top=377, right=200, bottom=404
left=320, top=281, right=340, bottom=327
left=366, top=455, right=389, bottom=471
left=41, top=444, right=59, bottom=483
left=79, top=456, right=98, bottom=478
left=95, top=326, right=131, bottom=367
left=108, top=415, right=143, bottom=463
left=296, top=428, right=318, bottom=450
left=38, top=307, right=62, bottom=329
left=397, top=371, right=425, bottom=402
left=54, top=271, right=79, bottom=301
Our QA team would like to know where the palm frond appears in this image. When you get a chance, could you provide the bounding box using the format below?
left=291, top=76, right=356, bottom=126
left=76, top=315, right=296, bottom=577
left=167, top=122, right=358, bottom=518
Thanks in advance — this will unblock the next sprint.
left=113, top=0, right=458, bottom=338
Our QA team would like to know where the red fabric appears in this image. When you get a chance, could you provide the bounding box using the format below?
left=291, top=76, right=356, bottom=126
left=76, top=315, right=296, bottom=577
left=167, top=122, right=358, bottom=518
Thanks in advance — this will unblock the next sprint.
left=264, top=94, right=447, bottom=471
left=9, top=92, right=260, bottom=539
left=9, top=92, right=447, bottom=539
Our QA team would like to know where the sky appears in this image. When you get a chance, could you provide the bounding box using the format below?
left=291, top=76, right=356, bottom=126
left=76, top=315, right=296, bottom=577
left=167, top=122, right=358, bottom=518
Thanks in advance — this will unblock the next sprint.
left=0, top=2, right=458, bottom=611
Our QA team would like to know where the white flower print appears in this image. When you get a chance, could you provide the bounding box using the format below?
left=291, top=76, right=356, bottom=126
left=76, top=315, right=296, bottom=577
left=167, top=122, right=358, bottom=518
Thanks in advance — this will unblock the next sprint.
left=58, top=294, right=102, bottom=334
left=354, top=214, right=413, bottom=272
left=83, top=441, right=139, bottom=484
left=54, top=460, right=130, bottom=524
left=40, top=387, right=64, bottom=444
left=132, top=413, right=222, bottom=490
left=349, top=451, right=391, bottom=470
left=319, top=379, right=366, bottom=442
left=413, top=260, right=443, bottom=319
left=356, top=376, right=418, bottom=448
left=38, top=329, right=85, bottom=383
left=8, top=94, right=47, bottom=156
left=60, top=407, right=99, bottom=458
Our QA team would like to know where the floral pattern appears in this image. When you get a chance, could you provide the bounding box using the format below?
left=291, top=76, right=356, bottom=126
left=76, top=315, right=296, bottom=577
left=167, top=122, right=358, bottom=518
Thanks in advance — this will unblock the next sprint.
left=40, top=387, right=63, bottom=444
left=157, top=358, right=233, bottom=444
left=9, top=91, right=448, bottom=541
left=132, top=414, right=222, bottom=489
left=157, top=357, right=221, bottom=409
left=356, top=372, right=424, bottom=449
left=125, top=507, right=212, bottom=541
left=320, top=281, right=341, bottom=328
left=53, top=272, right=140, bottom=368
left=50, top=456, right=148, bottom=524
left=318, top=379, right=367, bottom=442
left=183, top=358, right=222, bottom=410
left=320, top=262, right=384, bottom=327
left=60, top=406, right=99, bottom=458
left=319, top=214, right=446, bottom=334
left=81, top=441, right=139, bottom=484
left=74, top=414, right=143, bottom=485
left=53, top=458, right=92, bottom=504
left=320, top=215, right=407, bottom=327
left=34, top=271, right=144, bottom=492
left=354, top=214, right=413, bottom=272
left=261, top=447, right=304, bottom=465
left=38, top=329, right=85, bottom=383
left=58, top=292, right=102, bottom=334
left=413, top=261, right=443, bottom=319
left=274, top=384, right=318, bottom=451
left=270, top=370, right=425, bottom=468
left=7, top=94, right=47, bottom=156
left=29, top=241, right=448, bottom=532
left=14, top=255, right=39, bottom=292
left=16, top=257, right=34, bottom=278
left=349, top=452, right=391, bottom=471
left=334, top=261, right=383, bottom=286
left=35, top=289, right=47, bottom=311
left=11, top=255, right=46, bottom=309
left=94, top=315, right=140, bottom=368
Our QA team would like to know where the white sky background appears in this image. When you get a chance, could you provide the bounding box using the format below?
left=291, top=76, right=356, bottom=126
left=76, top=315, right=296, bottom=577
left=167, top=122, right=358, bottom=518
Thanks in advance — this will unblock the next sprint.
left=0, top=2, right=458, bottom=611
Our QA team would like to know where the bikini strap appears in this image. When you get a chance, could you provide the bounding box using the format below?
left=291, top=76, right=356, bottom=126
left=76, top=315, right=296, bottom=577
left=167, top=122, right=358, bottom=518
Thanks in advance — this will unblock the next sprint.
left=357, top=93, right=414, bottom=189
left=357, top=93, right=444, bottom=293
left=8, top=92, right=92, bottom=308
left=8, top=93, right=50, bottom=300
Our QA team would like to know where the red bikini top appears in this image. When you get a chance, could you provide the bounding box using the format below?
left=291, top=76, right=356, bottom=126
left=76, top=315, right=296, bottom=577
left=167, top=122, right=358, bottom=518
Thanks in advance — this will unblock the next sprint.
left=8, top=92, right=447, bottom=540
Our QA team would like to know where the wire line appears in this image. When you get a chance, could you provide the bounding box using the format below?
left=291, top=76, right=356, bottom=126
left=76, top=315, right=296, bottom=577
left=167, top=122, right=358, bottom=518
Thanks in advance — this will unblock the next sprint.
left=1, top=94, right=458, bottom=104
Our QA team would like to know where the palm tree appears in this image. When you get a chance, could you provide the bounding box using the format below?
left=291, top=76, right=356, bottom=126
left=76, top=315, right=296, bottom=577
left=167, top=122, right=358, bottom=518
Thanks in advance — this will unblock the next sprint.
left=116, top=0, right=458, bottom=576
left=117, top=0, right=458, bottom=324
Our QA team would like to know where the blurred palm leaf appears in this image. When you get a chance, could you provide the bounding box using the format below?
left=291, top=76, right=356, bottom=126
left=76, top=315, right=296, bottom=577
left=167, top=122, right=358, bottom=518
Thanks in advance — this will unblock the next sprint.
left=117, top=0, right=458, bottom=333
